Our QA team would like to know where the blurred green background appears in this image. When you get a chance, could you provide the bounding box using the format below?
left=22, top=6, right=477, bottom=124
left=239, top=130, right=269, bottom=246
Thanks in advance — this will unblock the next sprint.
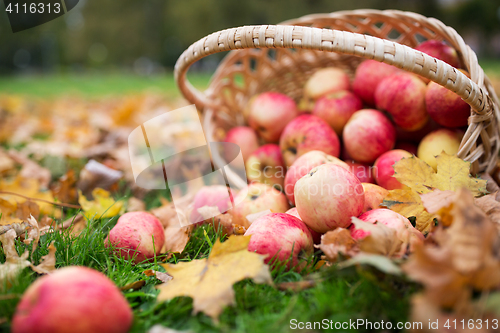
left=0, top=0, right=499, bottom=95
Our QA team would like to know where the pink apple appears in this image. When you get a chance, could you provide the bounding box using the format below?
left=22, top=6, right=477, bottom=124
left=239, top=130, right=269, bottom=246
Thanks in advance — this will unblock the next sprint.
left=231, top=183, right=289, bottom=227
left=190, top=185, right=234, bottom=223
left=295, top=164, right=365, bottom=233
left=286, top=207, right=322, bottom=244
left=283, top=150, right=349, bottom=205
left=352, top=60, right=401, bottom=106
left=12, top=266, right=132, bottom=333
left=224, top=126, right=259, bottom=161
left=425, top=81, right=470, bottom=128
left=248, top=92, right=299, bottom=142
left=304, top=67, right=350, bottom=101
left=345, top=161, right=376, bottom=184
left=105, top=212, right=165, bottom=264
left=245, top=144, right=286, bottom=189
left=417, top=129, right=463, bottom=170
left=373, top=149, right=413, bottom=190
left=395, top=141, right=418, bottom=155
left=375, top=73, right=429, bottom=131
left=245, top=212, right=313, bottom=269
left=361, top=183, right=389, bottom=213
left=312, top=90, right=363, bottom=134
left=350, top=208, right=424, bottom=244
left=343, top=109, right=396, bottom=163
left=415, top=40, right=461, bottom=69
left=279, top=114, right=340, bottom=167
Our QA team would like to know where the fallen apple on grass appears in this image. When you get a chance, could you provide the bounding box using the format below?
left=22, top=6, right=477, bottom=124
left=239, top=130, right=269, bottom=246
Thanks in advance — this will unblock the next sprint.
left=105, top=211, right=165, bottom=264
left=342, top=109, right=396, bottom=163
left=244, top=212, right=313, bottom=269
left=246, top=143, right=286, bottom=189
left=352, top=59, right=401, bottom=106
left=12, top=266, right=132, bottom=333
left=190, top=185, right=234, bottom=224
left=248, top=92, right=299, bottom=143
left=279, top=114, right=340, bottom=167
left=295, top=163, right=365, bottom=233
left=417, top=129, right=462, bottom=170
left=375, top=73, right=429, bottom=131
left=312, top=90, right=362, bottom=134
left=373, top=149, right=413, bottom=190
left=283, top=150, right=349, bottom=205
left=285, top=207, right=322, bottom=244
left=224, top=126, right=260, bottom=161
left=231, top=183, right=289, bottom=227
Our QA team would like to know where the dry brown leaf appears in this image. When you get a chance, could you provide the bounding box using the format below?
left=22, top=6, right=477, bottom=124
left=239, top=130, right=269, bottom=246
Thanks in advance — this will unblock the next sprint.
left=351, top=217, right=405, bottom=258
left=23, top=215, right=40, bottom=253
left=0, top=229, right=30, bottom=287
left=126, top=197, right=146, bottom=212
left=196, top=205, right=240, bottom=235
left=152, top=203, right=192, bottom=254
left=144, top=269, right=173, bottom=283
left=316, top=228, right=358, bottom=262
left=51, top=170, right=78, bottom=204
left=480, top=172, right=500, bottom=193
left=474, top=192, right=500, bottom=233
left=157, top=235, right=272, bottom=320
left=15, top=200, right=40, bottom=221
left=31, top=241, right=57, bottom=275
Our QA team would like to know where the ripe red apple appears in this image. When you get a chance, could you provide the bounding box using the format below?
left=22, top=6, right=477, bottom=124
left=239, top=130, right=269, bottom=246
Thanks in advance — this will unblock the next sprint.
left=417, top=129, right=462, bottom=170
left=283, top=150, right=349, bottom=205
left=286, top=207, right=322, bottom=244
left=395, top=141, right=418, bottom=155
left=373, top=149, right=413, bottom=190
left=312, top=90, right=363, bottom=134
left=279, top=114, right=340, bottom=167
left=361, top=183, right=389, bottom=213
left=224, top=126, right=259, bottom=161
left=352, top=60, right=401, bottom=106
left=345, top=161, right=376, bottom=184
left=303, top=67, right=350, bottom=102
left=375, top=73, right=429, bottom=131
left=343, top=109, right=396, bottom=163
left=350, top=208, right=424, bottom=244
left=231, top=183, right=289, bottom=227
left=246, top=144, right=286, bottom=189
left=295, top=164, right=365, bottom=233
left=190, top=185, right=234, bottom=223
left=247, top=92, right=299, bottom=143
left=415, top=40, right=461, bottom=69
left=425, top=81, right=470, bottom=128
left=12, top=266, right=132, bottom=333
left=245, top=212, right=313, bottom=269
left=105, top=212, right=165, bottom=264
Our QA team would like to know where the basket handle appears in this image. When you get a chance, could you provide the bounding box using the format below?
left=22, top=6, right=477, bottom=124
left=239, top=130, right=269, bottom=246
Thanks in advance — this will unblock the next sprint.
left=174, top=24, right=493, bottom=116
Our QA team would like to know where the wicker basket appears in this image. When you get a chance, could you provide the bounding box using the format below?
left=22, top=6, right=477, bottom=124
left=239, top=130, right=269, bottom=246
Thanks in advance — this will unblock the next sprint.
left=174, top=9, right=500, bottom=186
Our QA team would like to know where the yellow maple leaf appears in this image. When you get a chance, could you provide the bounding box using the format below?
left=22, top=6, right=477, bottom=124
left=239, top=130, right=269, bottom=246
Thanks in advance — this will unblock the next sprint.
left=78, top=188, right=124, bottom=219
left=382, top=153, right=487, bottom=233
left=156, top=235, right=272, bottom=320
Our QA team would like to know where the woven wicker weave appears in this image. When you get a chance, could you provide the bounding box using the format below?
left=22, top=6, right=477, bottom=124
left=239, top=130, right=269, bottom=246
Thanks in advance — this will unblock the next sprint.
left=174, top=9, right=500, bottom=181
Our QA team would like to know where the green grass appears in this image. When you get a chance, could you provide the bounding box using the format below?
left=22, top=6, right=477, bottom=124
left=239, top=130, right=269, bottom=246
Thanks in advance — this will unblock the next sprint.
left=0, top=205, right=415, bottom=333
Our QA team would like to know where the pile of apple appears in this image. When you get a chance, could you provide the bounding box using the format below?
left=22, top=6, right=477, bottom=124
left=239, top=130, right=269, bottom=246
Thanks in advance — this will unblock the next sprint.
left=218, top=40, right=466, bottom=268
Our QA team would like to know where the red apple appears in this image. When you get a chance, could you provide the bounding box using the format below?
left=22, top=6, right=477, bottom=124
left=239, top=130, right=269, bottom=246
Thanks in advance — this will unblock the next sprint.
left=343, top=109, right=396, bottom=163
left=231, top=183, right=289, bottom=227
left=373, top=149, right=413, bottom=190
left=245, top=212, right=313, bottom=269
left=350, top=208, right=424, bottom=245
left=224, top=126, right=259, bottom=161
left=105, top=212, right=165, bottom=264
left=279, top=114, right=340, bottom=167
left=283, top=150, right=349, bottom=205
left=417, top=129, right=462, bottom=170
left=352, top=60, right=401, bottom=106
left=190, top=185, right=234, bottom=223
left=246, top=144, right=286, bottom=189
left=286, top=207, right=322, bottom=244
left=415, top=40, right=461, bottom=69
left=248, top=92, right=299, bottom=142
left=303, top=67, right=350, bottom=102
left=375, top=73, right=429, bottom=131
left=312, top=90, right=363, bottom=134
left=425, top=81, right=470, bottom=128
left=12, top=266, right=132, bottom=333
left=361, top=183, right=389, bottom=213
left=295, top=164, right=365, bottom=233
left=345, top=161, right=376, bottom=184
